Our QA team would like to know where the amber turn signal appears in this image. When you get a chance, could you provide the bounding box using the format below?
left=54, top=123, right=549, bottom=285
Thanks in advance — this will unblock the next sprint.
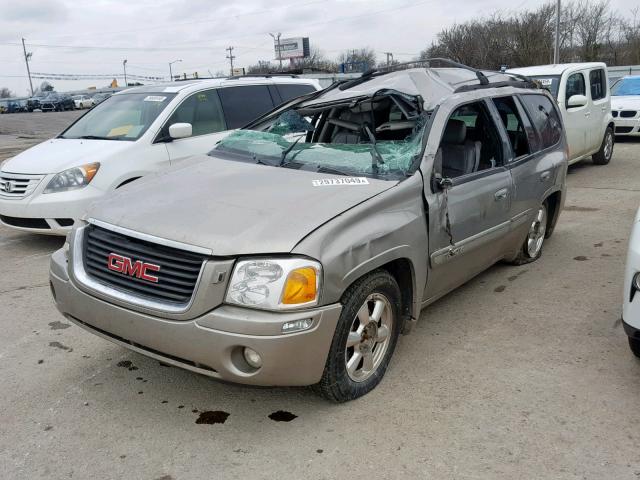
left=282, top=267, right=318, bottom=305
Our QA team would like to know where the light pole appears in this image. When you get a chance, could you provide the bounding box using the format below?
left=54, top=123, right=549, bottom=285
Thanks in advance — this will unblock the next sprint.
left=169, top=59, right=182, bottom=82
left=270, top=32, right=283, bottom=71
left=123, top=59, right=128, bottom=87
left=553, top=0, right=561, bottom=64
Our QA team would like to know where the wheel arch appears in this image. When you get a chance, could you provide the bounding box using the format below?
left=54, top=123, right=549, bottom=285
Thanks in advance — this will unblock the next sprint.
left=543, top=188, right=564, bottom=238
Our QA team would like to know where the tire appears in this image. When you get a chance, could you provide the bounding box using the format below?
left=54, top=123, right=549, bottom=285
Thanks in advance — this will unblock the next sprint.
left=316, top=270, right=401, bottom=402
left=510, top=201, right=548, bottom=265
left=593, top=127, right=614, bottom=165
left=629, top=337, right=640, bottom=358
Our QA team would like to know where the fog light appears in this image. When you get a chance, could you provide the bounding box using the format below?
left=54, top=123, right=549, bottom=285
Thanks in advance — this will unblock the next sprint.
left=243, top=347, right=263, bottom=369
left=282, top=318, right=313, bottom=333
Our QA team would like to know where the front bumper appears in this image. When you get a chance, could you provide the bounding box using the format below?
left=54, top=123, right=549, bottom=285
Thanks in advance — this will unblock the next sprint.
left=613, top=118, right=640, bottom=136
left=0, top=181, right=104, bottom=235
left=49, top=248, right=342, bottom=386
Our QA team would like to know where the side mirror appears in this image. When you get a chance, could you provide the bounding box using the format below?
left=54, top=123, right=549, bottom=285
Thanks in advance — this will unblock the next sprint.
left=168, top=122, right=193, bottom=140
left=567, top=94, right=588, bottom=109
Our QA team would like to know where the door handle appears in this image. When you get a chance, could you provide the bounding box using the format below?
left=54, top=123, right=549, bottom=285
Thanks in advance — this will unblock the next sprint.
left=540, top=171, right=551, bottom=182
left=494, top=188, right=508, bottom=201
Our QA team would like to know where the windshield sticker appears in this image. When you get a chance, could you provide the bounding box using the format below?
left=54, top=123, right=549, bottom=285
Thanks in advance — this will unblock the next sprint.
left=537, top=78, right=553, bottom=86
left=143, top=95, right=167, bottom=102
left=312, top=177, right=370, bottom=186
left=107, top=125, right=134, bottom=137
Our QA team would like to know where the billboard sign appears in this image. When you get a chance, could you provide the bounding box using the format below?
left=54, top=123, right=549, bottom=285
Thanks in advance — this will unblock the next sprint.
left=275, top=37, right=310, bottom=60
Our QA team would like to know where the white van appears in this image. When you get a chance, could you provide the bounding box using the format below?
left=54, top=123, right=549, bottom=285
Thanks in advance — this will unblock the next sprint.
left=507, top=63, right=614, bottom=166
left=0, top=76, right=321, bottom=235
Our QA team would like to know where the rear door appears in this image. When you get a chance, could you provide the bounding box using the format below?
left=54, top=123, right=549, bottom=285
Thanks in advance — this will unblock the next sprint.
left=587, top=67, right=609, bottom=152
left=562, top=71, right=589, bottom=159
left=162, top=88, right=229, bottom=163
left=274, top=83, right=317, bottom=104
left=217, top=84, right=277, bottom=129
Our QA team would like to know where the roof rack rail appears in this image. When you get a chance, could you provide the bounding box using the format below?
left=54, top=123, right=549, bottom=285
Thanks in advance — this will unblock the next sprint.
left=227, top=73, right=299, bottom=80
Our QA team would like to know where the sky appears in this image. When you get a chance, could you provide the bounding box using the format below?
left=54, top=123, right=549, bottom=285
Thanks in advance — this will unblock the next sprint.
left=0, top=0, right=637, bottom=96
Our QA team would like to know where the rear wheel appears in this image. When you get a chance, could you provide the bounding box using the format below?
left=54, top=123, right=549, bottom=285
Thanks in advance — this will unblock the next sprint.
left=593, top=127, right=614, bottom=165
left=510, top=202, right=548, bottom=265
left=629, top=337, right=640, bottom=358
left=316, top=270, right=401, bottom=402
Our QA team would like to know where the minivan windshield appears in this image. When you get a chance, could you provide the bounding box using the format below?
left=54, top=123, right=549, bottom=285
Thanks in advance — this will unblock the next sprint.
left=60, top=92, right=176, bottom=141
left=214, top=92, right=428, bottom=181
left=612, top=77, right=640, bottom=96
left=528, top=75, right=561, bottom=98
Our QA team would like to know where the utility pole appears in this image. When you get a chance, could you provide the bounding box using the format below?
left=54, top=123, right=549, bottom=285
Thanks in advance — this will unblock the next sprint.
left=384, top=52, right=394, bottom=66
left=226, top=46, right=235, bottom=76
left=553, top=0, right=561, bottom=64
left=169, top=59, right=182, bottom=82
left=270, top=33, right=282, bottom=71
left=21, top=38, right=34, bottom=96
left=123, top=59, right=128, bottom=87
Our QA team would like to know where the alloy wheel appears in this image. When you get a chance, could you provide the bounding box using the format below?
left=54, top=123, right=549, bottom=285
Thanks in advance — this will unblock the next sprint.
left=526, top=205, right=547, bottom=258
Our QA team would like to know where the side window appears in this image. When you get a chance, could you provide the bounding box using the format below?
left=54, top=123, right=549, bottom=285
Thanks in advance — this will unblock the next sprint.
left=589, top=69, right=606, bottom=101
left=565, top=73, right=586, bottom=105
left=492, top=96, right=531, bottom=158
left=218, top=85, right=276, bottom=129
left=166, top=89, right=226, bottom=137
left=437, top=101, right=504, bottom=179
left=520, top=94, right=562, bottom=150
left=275, top=84, right=316, bottom=103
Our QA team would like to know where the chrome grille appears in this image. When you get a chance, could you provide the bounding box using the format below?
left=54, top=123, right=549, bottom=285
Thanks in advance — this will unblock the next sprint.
left=0, top=172, right=45, bottom=199
left=83, top=225, right=206, bottom=305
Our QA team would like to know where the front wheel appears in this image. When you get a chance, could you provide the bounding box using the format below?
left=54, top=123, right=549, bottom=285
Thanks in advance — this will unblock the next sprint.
left=316, top=270, right=401, bottom=402
left=593, top=127, right=614, bottom=165
left=510, top=202, right=548, bottom=265
left=629, top=337, right=640, bottom=358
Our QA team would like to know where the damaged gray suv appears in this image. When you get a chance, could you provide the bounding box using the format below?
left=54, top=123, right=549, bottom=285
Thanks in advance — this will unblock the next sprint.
left=50, top=60, right=567, bottom=402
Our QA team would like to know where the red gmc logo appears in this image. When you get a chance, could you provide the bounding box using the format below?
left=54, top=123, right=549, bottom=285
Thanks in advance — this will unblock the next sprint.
left=107, top=253, right=161, bottom=283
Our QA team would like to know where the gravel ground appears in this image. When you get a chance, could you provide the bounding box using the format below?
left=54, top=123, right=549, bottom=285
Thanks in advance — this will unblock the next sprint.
left=0, top=112, right=639, bottom=479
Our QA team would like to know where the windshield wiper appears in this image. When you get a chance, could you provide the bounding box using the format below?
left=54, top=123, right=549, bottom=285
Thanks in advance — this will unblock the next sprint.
left=362, top=125, right=385, bottom=174
left=279, top=135, right=305, bottom=166
left=76, top=135, right=121, bottom=140
left=316, top=165, right=353, bottom=176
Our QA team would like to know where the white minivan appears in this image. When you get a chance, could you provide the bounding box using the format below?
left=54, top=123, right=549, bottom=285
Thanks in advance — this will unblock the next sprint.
left=507, top=63, right=614, bottom=166
left=0, top=76, right=321, bottom=235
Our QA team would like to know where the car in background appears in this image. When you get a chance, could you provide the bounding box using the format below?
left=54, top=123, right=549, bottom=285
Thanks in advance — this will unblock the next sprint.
left=0, top=99, right=28, bottom=113
left=92, top=92, right=112, bottom=105
left=623, top=206, right=640, bottom=359
left=27, top=93, right=49, bottom=112
left=48, top=62, right=567, bottom=401
left=610, top=76, right=640, bottom=137
left=507, top=63, right=614, bottom=166
left=0, top=76, right=321, bottom=234
left=72, top=95, right=95, bottom=109
left=40, top=93, right=75, bottom=112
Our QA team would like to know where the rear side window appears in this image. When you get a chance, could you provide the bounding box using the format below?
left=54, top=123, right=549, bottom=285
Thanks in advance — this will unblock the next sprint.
left=565, top=73, right=586, bottom=104
left=492, top=96, right=531, bottom=158
left=218, top=85, right=276, bottom=129
left=520, top=94, right=562, bottom=150
left=275, top=84, right=316, bottom=103
left=166, top=89, right=226, bottom=137
left=589, top=69, right=606, bottom=100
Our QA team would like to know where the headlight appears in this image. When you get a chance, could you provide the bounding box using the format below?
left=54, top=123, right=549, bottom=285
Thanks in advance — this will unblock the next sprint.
left=44, top=163, right=100, bottom=194
left=226, top=257, right=321, bottom=310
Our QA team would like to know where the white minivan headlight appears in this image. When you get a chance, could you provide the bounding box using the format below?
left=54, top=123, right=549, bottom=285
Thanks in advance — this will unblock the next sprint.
left=226, top=258, right=321, bottom=310
left=44, top=163, right=100, bottom=194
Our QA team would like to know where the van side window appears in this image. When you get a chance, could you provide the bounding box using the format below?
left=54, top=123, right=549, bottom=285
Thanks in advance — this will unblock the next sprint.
left=218, top=85, right=276, bottom=129
left=565, top=73, right=586, bottom=105
left=589, top=69, right=606, bottom=100
left=437, top=101, right=503, bottom=178
left=275, top=84, right=316, bottom=103
left=492, top=96, right=531, bottom=159
left=520, top=95, right=562, bottom=149
left=166, top=89, right=226, bottom=137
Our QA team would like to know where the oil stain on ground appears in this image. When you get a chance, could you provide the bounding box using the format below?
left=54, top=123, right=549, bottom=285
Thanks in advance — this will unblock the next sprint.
left=196, top=411, right=230, bottom=424
left=48, top=321, right=70, bottom=330
left=49, top=341, right=72, bottom=352
left=116, top=360, right=138, bottom=371
left=564, top=205, right=599, bottom=212
left=574, top=256, right=588, bottom=261
left=269, top=411, right=298, bottom=422
left=494, top=285, right=506, bottom=293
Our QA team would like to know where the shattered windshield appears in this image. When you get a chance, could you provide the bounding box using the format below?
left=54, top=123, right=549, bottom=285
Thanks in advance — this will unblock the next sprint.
left=214, top=93, right=429, bottom=180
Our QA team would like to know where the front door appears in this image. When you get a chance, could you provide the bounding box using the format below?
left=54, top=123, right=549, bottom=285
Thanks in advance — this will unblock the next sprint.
left=562, top=71, right=589, bottom=159
left=423, top=100, right=513, bottom=301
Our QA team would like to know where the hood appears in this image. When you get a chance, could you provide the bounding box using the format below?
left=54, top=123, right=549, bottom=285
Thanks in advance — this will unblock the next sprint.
left=611, top=95, right=640, bottom=109
left=87, top=153, right=398, bottom=256
left=1, top=138, right=133, bottom=175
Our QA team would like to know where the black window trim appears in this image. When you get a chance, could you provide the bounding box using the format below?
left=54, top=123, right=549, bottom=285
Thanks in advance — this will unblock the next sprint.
left=516, top=92, right=563, bottom=157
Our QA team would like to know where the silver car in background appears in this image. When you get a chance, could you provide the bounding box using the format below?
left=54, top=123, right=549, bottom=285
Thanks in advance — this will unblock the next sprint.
left=50, top=60, right=567, bottom=402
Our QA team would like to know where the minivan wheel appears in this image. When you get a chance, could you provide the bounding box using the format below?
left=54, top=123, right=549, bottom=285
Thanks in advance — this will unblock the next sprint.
left=629, top=337, right=640, bottom=358
left=593, top=127, right=614, bottom=165
left=510, top=202, right=548, bottom=265
left=316, top=270, right=401, bottom=402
